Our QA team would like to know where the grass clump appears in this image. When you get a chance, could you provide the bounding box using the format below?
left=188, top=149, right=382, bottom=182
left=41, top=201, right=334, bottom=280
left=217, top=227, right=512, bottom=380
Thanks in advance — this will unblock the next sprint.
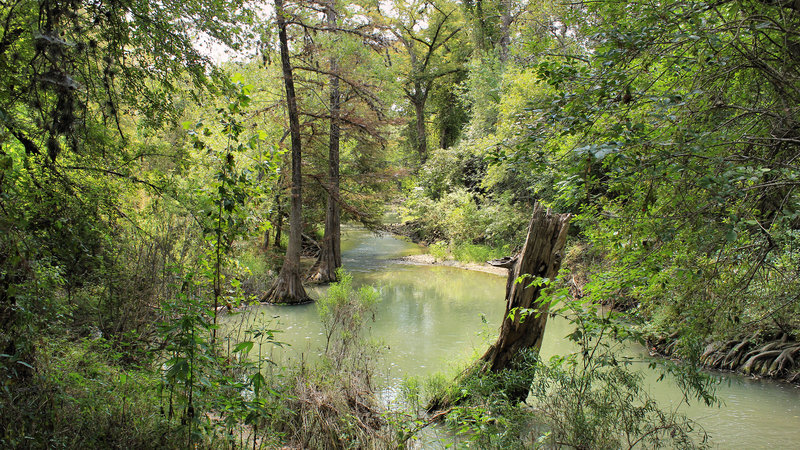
left=266, top=269, right=391, bottom=449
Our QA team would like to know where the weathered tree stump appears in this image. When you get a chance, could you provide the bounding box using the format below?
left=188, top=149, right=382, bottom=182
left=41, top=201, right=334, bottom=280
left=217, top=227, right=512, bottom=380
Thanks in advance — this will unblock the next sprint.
left=430, top=203, right=571, bottom=410
left=480, top=203, right=571, bottom=375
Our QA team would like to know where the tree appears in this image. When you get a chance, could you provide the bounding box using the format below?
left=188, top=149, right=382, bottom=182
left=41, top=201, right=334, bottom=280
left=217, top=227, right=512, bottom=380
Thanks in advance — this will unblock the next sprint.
left=263, top=0, right=311, bottom=304
left=308, top=0, right=343, bottom=283
left=462, top=0, right=516, bottom=60
left=0, top=0, right=249, bottom=353
left=280, top=0, right=390, bottom=282
left=386, top=0, right=466, bottom=164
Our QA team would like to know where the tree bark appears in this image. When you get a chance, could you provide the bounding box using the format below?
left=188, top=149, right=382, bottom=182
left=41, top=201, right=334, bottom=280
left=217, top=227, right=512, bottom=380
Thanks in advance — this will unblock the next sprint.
left=478, top=203, right=570, bottom=400
left=412, top=87, right=428, bottom=165
left=264, top=0, right=310, bottom=304
left=309, top=1, right=342, bottom=284
left=498, top=0, right=513, bottom=62
left=274, top=193, right=283, bottom=249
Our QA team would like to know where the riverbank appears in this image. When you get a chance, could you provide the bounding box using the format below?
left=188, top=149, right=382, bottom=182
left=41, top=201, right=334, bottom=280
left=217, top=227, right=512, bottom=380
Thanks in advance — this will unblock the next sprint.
left=386, top=223, right=800, bottom=386
left=391, top=253, right=509, bottom=277
left=648, top=333, right=800, bottom=385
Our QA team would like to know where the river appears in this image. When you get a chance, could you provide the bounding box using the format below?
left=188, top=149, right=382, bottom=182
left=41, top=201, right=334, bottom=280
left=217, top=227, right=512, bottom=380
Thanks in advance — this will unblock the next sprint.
left=224, top=226, right=800, bottom=448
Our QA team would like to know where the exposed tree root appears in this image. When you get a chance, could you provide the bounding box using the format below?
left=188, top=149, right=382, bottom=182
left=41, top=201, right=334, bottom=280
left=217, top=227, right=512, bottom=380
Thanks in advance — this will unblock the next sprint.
left=652, top=334, right=800, bottom=384
left=768, top=345, right=800, bottom=376
left=742, top=349, right=783, bottom=375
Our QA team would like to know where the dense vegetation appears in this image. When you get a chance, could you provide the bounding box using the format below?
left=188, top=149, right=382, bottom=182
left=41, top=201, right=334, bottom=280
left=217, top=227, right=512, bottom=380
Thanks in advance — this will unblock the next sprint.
left=1, top=0, right=797, bottom=447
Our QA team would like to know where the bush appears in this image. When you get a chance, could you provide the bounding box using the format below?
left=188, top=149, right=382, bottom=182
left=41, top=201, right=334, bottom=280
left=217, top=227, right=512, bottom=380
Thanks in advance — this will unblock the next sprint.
left=0, top=337, right=175, bottom=449
left=317, top=269, right=379, bottom=362
left=263, top=270, right=389, bottom=449
left=428, top=241, right=449, bottom=261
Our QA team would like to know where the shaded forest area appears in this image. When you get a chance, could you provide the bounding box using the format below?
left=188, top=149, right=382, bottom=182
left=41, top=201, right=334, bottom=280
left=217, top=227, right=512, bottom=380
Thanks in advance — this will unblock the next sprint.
left=1, top=0, right=798, bottom=447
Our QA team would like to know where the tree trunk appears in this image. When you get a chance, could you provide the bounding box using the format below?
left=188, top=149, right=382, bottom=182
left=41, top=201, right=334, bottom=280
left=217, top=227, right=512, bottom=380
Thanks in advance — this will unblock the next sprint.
left=412, top=90, right=428, bottom=165
left=498, top=0, right=513, bottom=62
left=429, top=203, right=570, bottom=410
left=309, top=1, right=342, bottom=284
left=264, top=0, right=310, bottom=304
left=274, top=194, right=283, bottom=249
left=479, top=203, right=570, bottom=400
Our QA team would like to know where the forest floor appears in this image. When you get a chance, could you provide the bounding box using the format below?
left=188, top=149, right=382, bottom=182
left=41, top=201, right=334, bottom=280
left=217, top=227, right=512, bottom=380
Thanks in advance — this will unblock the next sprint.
left=391, top=253, right=509, bottom=277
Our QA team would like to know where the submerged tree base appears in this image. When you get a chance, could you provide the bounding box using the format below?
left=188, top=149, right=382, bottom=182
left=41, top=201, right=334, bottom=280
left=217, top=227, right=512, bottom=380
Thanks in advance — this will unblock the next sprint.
left=262, top=271, right=312, bottom=305
left=306, top=255, right=338, bottom=284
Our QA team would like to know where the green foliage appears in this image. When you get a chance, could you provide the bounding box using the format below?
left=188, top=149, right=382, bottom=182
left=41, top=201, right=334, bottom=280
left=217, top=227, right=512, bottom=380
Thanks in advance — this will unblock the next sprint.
left=527, top=280, right=714, bottom=449
left=158, top=270, right=285, bottom=448
left=404, top=0, right=800, bottom=359
left=318, top=269, right=379, bottom=361
left=428, top=241, right=450, bottom=261
left=521, top=0, right=800, bottom=342
left=184, top=76, right=273, bottom=316
left=1, top=337, right=175, bottom=448
left=452, top=242, right=510, bottom=264
left=403, top=174, right=526, bottom=259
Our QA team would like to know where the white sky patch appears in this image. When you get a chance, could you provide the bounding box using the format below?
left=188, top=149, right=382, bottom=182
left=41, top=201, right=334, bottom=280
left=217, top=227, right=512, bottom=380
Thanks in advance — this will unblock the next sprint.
left=193, top=1, right=273, bottom=65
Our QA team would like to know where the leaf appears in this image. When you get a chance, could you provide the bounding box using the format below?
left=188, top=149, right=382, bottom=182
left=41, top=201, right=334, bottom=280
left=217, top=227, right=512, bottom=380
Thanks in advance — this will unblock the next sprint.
left=166, top=358, right=190, bottom=381
left=231, top=72, right=245, bottom=84
left=16, top=360, right=33, bottom=369
left=233, top=341, right=254, bottom=354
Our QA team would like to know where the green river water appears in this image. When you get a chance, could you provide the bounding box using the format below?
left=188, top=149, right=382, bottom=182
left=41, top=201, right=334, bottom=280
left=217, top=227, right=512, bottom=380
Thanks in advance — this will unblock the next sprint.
left=223, top=226, right=800, bottom=448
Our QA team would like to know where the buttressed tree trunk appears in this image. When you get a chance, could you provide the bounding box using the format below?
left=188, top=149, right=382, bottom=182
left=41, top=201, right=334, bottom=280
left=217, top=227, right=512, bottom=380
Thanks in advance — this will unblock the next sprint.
left=264, top=0, right=310, bottom=304
left=479, top=203, right=571, bottom=400
left=309, top=0, right=342, bottom=283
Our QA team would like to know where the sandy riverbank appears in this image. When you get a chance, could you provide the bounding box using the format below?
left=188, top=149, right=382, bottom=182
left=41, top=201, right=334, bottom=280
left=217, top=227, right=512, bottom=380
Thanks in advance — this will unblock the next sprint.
left=391, top=253, right=509, bottom=277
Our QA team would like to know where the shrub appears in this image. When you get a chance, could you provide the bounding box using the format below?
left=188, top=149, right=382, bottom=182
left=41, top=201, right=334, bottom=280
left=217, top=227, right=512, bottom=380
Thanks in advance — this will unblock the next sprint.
left=428, top=241, right=450, bottom=261
left=452, top=242, right=510, bottom=263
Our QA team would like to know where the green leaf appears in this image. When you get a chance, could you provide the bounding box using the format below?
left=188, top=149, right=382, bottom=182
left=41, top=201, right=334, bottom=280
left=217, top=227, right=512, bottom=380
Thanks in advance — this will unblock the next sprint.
left=233, top=341, right=254, bottom=354
left=16, top=360, right=33, bottom=369
left=231, top=72, right=245, bottom=84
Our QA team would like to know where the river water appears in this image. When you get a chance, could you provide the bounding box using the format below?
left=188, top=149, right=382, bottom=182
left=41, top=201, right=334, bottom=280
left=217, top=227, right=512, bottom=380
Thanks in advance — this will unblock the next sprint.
left=224, top=227, right=800, bottom=448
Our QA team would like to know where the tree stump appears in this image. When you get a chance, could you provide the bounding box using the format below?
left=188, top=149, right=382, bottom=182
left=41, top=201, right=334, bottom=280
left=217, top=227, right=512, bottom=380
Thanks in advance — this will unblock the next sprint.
left=430, top=203, right=571, bottom=410
left=480, top=203, right=571, bottom=376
